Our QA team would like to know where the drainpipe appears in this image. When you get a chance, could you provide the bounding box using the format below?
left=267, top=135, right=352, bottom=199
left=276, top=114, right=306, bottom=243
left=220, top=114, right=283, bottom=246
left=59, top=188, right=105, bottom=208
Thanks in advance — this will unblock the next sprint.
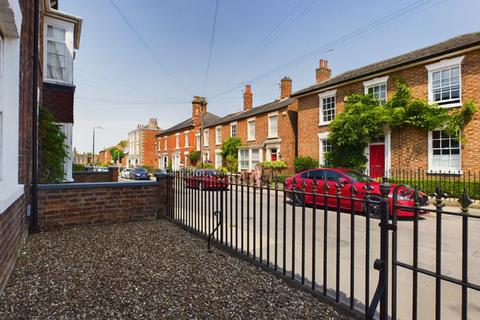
left=30, top=0, right=40, bottom=232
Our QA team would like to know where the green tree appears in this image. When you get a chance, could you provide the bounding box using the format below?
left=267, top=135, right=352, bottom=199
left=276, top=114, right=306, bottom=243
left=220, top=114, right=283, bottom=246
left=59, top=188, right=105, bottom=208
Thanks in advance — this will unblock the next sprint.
left=221, top=137, right=242, bottom=172
left=188, top=150, right=201, bottom=166
left=39, top=107, right=68, bottom=183
left=117, top=140, right=127, bottom=148
left=109, top=147, right=125, bottom=164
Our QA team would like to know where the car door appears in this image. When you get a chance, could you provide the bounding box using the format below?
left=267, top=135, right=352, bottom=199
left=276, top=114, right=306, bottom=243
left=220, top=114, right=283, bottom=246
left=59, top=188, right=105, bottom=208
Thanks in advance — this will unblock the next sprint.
left=324, top=170, right=351, bottom=208
left=303, top=169, right=325, bottom=206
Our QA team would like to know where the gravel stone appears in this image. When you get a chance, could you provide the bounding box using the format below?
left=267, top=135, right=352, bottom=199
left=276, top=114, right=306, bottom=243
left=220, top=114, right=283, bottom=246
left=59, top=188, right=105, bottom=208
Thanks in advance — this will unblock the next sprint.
left=0, top=220, right=353, bottom=319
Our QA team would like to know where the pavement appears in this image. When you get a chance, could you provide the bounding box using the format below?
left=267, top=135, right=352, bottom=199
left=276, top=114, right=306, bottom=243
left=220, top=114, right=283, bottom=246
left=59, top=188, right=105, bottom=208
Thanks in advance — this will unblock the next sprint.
left=174, top=186, right=480, bottom=320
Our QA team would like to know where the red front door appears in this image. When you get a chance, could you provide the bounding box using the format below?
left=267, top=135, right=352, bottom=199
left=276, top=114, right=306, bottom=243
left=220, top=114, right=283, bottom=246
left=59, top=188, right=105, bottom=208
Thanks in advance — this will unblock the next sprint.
left=369, top=144, right=385, bottom=178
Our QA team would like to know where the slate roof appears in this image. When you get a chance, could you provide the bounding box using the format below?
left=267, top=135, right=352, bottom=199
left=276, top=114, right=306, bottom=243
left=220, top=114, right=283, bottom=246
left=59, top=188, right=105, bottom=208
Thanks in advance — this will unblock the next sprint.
left=292, top=32, right=480, bottom=97
left=206, top=97, right=295, bottom=128
left=157, top=112, right=220, bottom=136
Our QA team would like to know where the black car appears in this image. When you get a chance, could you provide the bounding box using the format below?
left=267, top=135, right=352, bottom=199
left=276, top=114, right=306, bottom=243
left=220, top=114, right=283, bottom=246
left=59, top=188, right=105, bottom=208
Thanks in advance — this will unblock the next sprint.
left=129, top=167, right=150, bottom=180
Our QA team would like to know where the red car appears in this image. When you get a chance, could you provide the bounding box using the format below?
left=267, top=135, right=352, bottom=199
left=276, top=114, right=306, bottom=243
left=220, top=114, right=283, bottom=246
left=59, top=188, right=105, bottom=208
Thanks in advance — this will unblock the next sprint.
left=285, top=168, right=429, bottom=217
left=184, top=169, right=228, bottom=190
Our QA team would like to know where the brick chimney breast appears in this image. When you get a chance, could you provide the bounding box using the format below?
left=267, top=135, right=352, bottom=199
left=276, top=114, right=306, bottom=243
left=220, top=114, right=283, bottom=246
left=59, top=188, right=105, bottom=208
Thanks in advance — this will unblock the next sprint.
left=316, top=59, right=331, bottom=84
left=280, top=76, right=292, bottom=99
left=243, top=84, right=253, bottom=111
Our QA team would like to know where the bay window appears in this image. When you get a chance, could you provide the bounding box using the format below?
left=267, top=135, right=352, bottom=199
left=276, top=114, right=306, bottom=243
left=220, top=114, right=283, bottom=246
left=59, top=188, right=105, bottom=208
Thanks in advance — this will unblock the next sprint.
left=44, top=17, right=74, bottom=84
left=238, top=148, right=263, bottom=171
left=239, top=149, right=249, bottom=171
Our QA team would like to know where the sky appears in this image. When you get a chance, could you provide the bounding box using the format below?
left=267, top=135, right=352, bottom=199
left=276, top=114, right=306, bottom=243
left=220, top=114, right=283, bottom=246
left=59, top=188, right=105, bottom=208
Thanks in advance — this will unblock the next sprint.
left=60, top=0, right=480, bottom=153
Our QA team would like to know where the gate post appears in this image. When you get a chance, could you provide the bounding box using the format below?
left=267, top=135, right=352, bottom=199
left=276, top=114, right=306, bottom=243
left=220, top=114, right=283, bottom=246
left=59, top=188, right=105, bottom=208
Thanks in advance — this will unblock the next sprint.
left=367, top=179, right=391, bottom=320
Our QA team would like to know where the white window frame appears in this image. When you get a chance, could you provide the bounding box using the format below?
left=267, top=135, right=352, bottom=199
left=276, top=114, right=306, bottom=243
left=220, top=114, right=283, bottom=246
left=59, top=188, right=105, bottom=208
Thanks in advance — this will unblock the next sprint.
left=0, top=1, right=24, bottom=214
left=426, top=56, right=464, bottom=108
left=215, top=126, right=222, bottom=145
left=318, top=89, right=337, bottom=126
left=364, top=76, right=388, bottom=103
left=203, top=128, right=209, bottom=147
left=247, top=117, right=256, bottom=141
left=268, top=112, right=279, bottom=138
left=230, top=121, right=238, bottom=138
left=428, top=130, right=462, bottom=173
left=163, top=137, right=167, bottom=150
left=318, top=132, right=331, bottom=166
left=44, top=16, right=75, bottom=85
left=196, top=133, right=201, bottom=151
left=175, top=133, right=180, bottom=149
left=184, top=131, right=189, bottom=148
left=215, top=150, right=222, bottom=169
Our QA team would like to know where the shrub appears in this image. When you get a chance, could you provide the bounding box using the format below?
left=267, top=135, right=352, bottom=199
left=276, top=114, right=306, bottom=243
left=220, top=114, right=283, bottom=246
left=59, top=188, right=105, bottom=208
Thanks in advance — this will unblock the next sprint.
left=39, top=107, right=68, bottom=183
left=197, top=162, right=214, bottom=169
left=188, top=151, right=201, bottom=165
left=221, top=137, right=242, bottom=172
left=72, top=163, right=85, bottom=172
left=294, top=156, right=319, bottom=173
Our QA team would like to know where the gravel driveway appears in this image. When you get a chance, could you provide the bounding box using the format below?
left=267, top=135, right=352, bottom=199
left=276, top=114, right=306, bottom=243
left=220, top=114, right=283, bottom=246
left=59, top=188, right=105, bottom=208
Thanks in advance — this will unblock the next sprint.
left=0, top=220, right=352, bottom=319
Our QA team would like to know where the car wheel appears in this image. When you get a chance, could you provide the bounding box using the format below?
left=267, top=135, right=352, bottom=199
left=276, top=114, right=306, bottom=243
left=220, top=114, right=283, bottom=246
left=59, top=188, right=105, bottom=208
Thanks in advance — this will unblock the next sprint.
left=364, top=195, right=383, bottom=218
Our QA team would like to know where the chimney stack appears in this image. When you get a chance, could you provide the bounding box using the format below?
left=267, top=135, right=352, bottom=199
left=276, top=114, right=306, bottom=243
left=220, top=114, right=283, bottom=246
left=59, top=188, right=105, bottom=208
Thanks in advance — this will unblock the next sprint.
left=192, top=96, right=207, bottom=127
left=316, top=59, right=331, bottom=84
left=147, top=118, right=158, bottom=129
left=280, top=76, right=292, bottom=99
left=243, top=84, right=253, bottom=111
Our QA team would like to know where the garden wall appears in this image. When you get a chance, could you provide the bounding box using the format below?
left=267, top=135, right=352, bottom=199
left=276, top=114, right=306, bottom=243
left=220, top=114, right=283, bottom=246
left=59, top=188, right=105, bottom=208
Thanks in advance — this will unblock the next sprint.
left=73, top=168, right=119, bottom=183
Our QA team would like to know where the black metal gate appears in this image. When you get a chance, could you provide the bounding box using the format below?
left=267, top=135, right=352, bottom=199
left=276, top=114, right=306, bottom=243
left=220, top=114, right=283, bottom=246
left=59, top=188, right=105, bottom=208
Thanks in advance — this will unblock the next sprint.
left=165, top=170, right=479, bottom=319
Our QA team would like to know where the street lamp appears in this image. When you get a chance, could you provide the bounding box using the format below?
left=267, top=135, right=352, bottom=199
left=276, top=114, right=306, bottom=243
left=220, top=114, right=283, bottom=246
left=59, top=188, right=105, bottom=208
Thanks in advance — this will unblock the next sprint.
left=92, top=126, right=103, bottom=168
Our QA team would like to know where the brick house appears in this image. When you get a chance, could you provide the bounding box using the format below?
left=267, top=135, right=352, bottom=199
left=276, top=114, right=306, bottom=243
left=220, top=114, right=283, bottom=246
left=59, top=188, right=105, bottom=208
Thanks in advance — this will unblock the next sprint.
left=40, top=0, right=82, bottom=181
left=203, top=78, right=298, bottom=174
left=1, top=0, right=82, bottom=294
left=155, top=97, right=219, bottom=170
left=292, top=32, right=480, bottom=178
left=127, top=118, right=161, bottom=168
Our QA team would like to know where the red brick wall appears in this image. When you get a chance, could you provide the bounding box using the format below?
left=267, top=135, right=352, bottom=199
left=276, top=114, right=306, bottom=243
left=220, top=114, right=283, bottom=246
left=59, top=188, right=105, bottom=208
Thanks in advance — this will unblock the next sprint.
left=142, top=129, right=161, bottom=167
left=156, top=128, right=196, bottom=168
left=73, top=169, right=118, bottom=183
left=42, top=82, right=75, bottom=123
left=297, top=49, right=480, bottom=171
left=37, top=181, right=169, bottom=230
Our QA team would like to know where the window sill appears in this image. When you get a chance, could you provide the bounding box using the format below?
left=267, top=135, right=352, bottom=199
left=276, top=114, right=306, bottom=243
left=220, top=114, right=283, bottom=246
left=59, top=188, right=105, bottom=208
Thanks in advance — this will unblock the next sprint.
left=247, top=138, right=256, bottom=142
left=0, top=184, right=24, bottom=214
left=319, top=122, right=331, bottom=127
left=430, top=101, right=462, bottom=109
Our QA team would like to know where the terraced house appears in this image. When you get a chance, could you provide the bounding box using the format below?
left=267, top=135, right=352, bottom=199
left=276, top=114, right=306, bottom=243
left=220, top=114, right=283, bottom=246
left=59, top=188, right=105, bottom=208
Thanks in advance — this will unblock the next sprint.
left=155, top=97, right=219, bottom=171
left=292, top=32, right=480, bottom=178
left=203, top=78, right=298, bottom=173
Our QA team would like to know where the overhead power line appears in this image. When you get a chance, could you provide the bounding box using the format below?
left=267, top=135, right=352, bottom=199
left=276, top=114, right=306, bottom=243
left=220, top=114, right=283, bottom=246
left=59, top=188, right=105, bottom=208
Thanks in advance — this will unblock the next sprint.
left=208, top=0, right=445, bottom=101
left=109, top=0, right=193, bottom=98
left=203, top=0, right=220, bottom=95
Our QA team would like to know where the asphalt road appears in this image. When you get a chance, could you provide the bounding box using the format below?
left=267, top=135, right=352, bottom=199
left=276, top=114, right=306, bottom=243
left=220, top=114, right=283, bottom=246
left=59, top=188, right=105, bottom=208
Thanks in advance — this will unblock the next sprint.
left=173, top=186, right=480, bottom=320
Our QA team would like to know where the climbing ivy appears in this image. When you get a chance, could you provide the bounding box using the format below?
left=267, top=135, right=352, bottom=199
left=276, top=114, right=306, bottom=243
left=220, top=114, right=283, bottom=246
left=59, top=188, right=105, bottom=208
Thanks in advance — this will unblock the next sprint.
left=325, top=78, right=477, bottom=170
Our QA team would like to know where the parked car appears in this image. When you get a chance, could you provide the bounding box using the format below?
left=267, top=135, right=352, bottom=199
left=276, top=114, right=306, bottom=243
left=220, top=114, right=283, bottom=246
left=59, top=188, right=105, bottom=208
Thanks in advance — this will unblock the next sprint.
left=96, top=167, right=109, bottom=173
left=129, top=167, right=150, bottom=180
left=184, top=169, right=228, bottom=190
left=120, top=168, right=133, bottom=179
left=285, top=168, right=429, bottom=217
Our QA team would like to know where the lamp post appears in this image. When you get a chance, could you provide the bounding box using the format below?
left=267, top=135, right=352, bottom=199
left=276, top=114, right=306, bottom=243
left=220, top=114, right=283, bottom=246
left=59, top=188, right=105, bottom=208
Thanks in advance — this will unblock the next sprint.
left=92, top=126, right=103, bottom=168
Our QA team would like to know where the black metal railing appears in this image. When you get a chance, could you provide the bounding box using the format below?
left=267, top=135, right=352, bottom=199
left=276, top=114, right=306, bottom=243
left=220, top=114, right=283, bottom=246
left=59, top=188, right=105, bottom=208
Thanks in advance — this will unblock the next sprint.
left=165, top=170, right=479, bottom=320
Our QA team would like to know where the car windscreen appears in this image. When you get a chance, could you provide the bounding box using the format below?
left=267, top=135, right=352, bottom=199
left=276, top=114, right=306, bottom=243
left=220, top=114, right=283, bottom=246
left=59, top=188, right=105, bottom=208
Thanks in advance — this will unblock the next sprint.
left=135, top=168, right=147, bottom=173
left=344, top=170, right=374, bottom=182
